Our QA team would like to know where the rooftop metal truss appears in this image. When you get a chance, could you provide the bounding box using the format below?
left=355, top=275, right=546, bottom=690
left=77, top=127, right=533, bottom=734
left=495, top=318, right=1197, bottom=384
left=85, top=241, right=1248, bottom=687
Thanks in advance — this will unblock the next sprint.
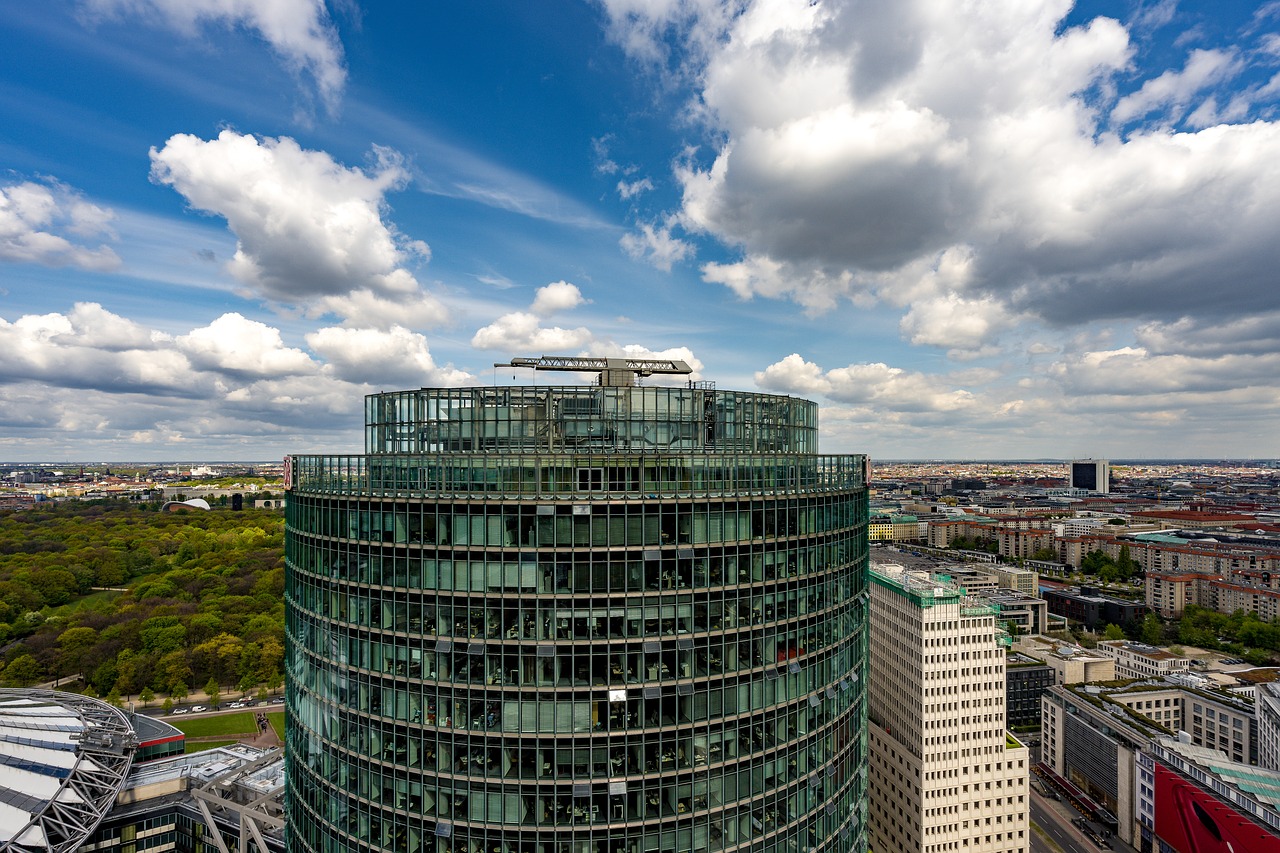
left=190, top=748, right=285, bottom=853
left=495, top=355, right=693, bottom=387
left=0, top=690, right=137, bottom=853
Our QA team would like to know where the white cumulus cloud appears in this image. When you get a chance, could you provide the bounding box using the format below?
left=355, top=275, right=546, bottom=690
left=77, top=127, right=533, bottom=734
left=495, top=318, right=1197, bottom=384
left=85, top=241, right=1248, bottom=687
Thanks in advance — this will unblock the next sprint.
left=472, top=281, right=594, bottom=352
left=307, top=325, right=472, bottom=386
left=0, top=302, right=477, bottom=457
left=150, top=131, right=443, bottom=325
left=899, top=293, right=1022, bottom=357
left=530, top=281, right=586, bottom=316
left=471, top=312, right=594, bottom=353
left=756, top=353, right=978, bottom=414
left=177, top=313, right=315, bottom=377
left=0, top=180, right=120, bottom=270
left=600, top=0, right=1280, bottom=353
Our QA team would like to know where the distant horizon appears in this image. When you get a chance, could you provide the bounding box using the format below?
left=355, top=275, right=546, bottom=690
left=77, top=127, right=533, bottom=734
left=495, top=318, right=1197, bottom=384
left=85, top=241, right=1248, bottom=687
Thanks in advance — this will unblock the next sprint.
left=4, top=458, right=1279, bottom=468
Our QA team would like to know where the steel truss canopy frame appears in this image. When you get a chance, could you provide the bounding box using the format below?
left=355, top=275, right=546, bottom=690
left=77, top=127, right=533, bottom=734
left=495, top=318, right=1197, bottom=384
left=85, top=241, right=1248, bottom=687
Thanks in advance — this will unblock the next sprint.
left=0, top=690, right=137, bottom=853
left=494, top=355, right=693, bottom=387
left=190, top=748, right=285, bottom=853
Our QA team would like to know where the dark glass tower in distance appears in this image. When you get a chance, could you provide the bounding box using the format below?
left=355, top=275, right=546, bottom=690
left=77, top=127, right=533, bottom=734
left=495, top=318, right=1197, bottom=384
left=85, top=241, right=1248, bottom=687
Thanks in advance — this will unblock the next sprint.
left=283, top=356, right=870, bottom=853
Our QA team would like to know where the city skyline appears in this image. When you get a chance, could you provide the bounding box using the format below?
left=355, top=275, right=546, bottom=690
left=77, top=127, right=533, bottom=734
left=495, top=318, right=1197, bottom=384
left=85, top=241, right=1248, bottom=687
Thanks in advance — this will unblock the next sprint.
left=5, top=1, right=1280, bottom=462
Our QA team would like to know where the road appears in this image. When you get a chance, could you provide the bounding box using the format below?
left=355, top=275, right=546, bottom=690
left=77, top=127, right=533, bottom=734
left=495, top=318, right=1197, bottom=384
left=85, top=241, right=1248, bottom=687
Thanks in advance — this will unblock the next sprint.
left=1031, top=789, right=1094, bottom=853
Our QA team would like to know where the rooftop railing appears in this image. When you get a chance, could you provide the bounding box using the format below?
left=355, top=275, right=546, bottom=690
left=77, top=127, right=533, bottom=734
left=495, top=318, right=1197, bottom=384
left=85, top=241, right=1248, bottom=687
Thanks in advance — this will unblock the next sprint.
left=286, top=453, right=867, bottom=499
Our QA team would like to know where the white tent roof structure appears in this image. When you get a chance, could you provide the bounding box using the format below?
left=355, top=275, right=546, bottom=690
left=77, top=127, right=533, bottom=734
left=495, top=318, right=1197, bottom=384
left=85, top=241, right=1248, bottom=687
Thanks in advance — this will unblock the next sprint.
left=0, top=691, right=136, bottom=853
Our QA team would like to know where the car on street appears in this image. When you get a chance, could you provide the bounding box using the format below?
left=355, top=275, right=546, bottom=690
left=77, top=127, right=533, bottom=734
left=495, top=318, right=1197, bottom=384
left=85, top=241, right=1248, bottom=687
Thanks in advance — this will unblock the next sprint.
left=171, top=708, right=189, bottom=715
left=190, top=705, right=208, bottom=713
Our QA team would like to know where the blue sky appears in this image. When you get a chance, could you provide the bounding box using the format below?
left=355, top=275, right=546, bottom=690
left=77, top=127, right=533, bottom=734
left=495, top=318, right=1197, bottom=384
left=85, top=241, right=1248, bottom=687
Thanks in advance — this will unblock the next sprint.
left=4, top=0, right=1280, bottom=461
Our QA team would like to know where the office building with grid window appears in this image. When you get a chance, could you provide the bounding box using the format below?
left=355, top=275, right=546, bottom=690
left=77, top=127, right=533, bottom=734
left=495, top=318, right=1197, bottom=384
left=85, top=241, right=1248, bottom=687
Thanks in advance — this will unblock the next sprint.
left=867, top=565, right=1029, bottom=853
left=283, top=358, right=870, bottom=853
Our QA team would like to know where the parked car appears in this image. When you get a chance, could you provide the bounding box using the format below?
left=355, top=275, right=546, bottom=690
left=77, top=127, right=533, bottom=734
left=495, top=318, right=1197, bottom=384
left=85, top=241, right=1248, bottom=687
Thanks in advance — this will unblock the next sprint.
left=271, top=697, right=285, bottom=704
left=171, top=708, right=189, bottom=715
left=190, top=705, right=208, bottom=713
left=228, top=701, right=247, bottom=708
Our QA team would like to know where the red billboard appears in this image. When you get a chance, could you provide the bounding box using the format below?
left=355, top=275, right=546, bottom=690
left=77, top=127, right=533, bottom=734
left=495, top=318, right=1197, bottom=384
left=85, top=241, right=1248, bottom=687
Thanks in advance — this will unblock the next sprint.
left=1155, top=762, right=1280, bottom=852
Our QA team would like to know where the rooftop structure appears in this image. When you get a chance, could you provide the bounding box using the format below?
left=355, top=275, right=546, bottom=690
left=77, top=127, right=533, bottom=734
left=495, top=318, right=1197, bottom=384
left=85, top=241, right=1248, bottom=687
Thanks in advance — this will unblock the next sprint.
left=493, top=355, right=693, bottom=387
left=0, top=690, right=138, bottom=853
left=984, top=566, right=1039, bottom=596
left=1095, top=640, right=1192, bottom=681
left=1139, top=736, right=1280, bottom=851
left=1015, top=636, right=1116, bottom=685
left=1091, top=681, right=1256, bottom=766
left=87, top=743, right=284, bottom=853
left=980, top=589, right=1050, bottom=636
left=1040, top=584, right=1146, bottom=630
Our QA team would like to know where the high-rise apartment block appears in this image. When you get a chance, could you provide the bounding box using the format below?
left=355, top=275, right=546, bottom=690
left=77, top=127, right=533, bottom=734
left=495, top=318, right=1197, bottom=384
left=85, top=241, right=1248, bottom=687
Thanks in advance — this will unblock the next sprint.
left=1069, top=459, right=1110, bottom=494
left=867, top=564, right=1029, bottom=853
left=283, top=357, right=870, bottom=853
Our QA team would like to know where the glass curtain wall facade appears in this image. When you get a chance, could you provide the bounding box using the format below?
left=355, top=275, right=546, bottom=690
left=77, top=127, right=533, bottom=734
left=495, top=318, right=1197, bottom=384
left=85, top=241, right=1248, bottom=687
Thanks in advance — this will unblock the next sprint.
left=284, top=383, right=869, bottom=853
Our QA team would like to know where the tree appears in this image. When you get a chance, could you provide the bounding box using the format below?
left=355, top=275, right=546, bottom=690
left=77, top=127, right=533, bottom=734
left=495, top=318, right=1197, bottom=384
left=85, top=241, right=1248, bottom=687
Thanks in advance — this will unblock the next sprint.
left=256, top=638, right=284, bottom=684
left=1246, top=648, right=1274, bottom=666
left=1, top=654, right=43, bottom=687
left=139, top=617, right=186, bottom=654
left=105, top=687, right=122, bottom=707
left=171, top=682, right=188, bottom=705
left=205, top=677, right=221, bottom=709
left=1116, top=545, right=1138, bottom=580
left=28, top=567, right=81, bottom=606
left=156, top=650, right=192, bottom=694
left=1238, top=616, right=1277, bottom=651
left=1141, top=613, right=1164, bottom=645
left=1103, top=623, right=1126, bottom=641
left=139, top=687, right=155, bottom=707
left=1081, top=549, right=1114, bottom=576
left=57, top=626, right=98, bottom=679
left=90, top=659, right=118, bottom=696
left=113, top=648, right=139, bottom=697
left=162, top=696, right=173, bottom=715
left=193, top=632, right=246, bottom=685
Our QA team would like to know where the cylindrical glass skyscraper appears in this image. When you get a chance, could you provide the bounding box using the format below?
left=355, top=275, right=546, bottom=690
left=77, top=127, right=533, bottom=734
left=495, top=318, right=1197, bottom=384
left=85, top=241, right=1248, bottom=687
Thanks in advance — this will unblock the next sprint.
left=284, top=374, right=868, bottom=853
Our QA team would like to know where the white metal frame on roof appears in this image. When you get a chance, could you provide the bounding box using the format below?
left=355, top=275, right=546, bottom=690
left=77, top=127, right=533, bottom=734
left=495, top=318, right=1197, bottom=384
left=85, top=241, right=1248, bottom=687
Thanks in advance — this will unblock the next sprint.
left=0, top=690, right=137, bottom=853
